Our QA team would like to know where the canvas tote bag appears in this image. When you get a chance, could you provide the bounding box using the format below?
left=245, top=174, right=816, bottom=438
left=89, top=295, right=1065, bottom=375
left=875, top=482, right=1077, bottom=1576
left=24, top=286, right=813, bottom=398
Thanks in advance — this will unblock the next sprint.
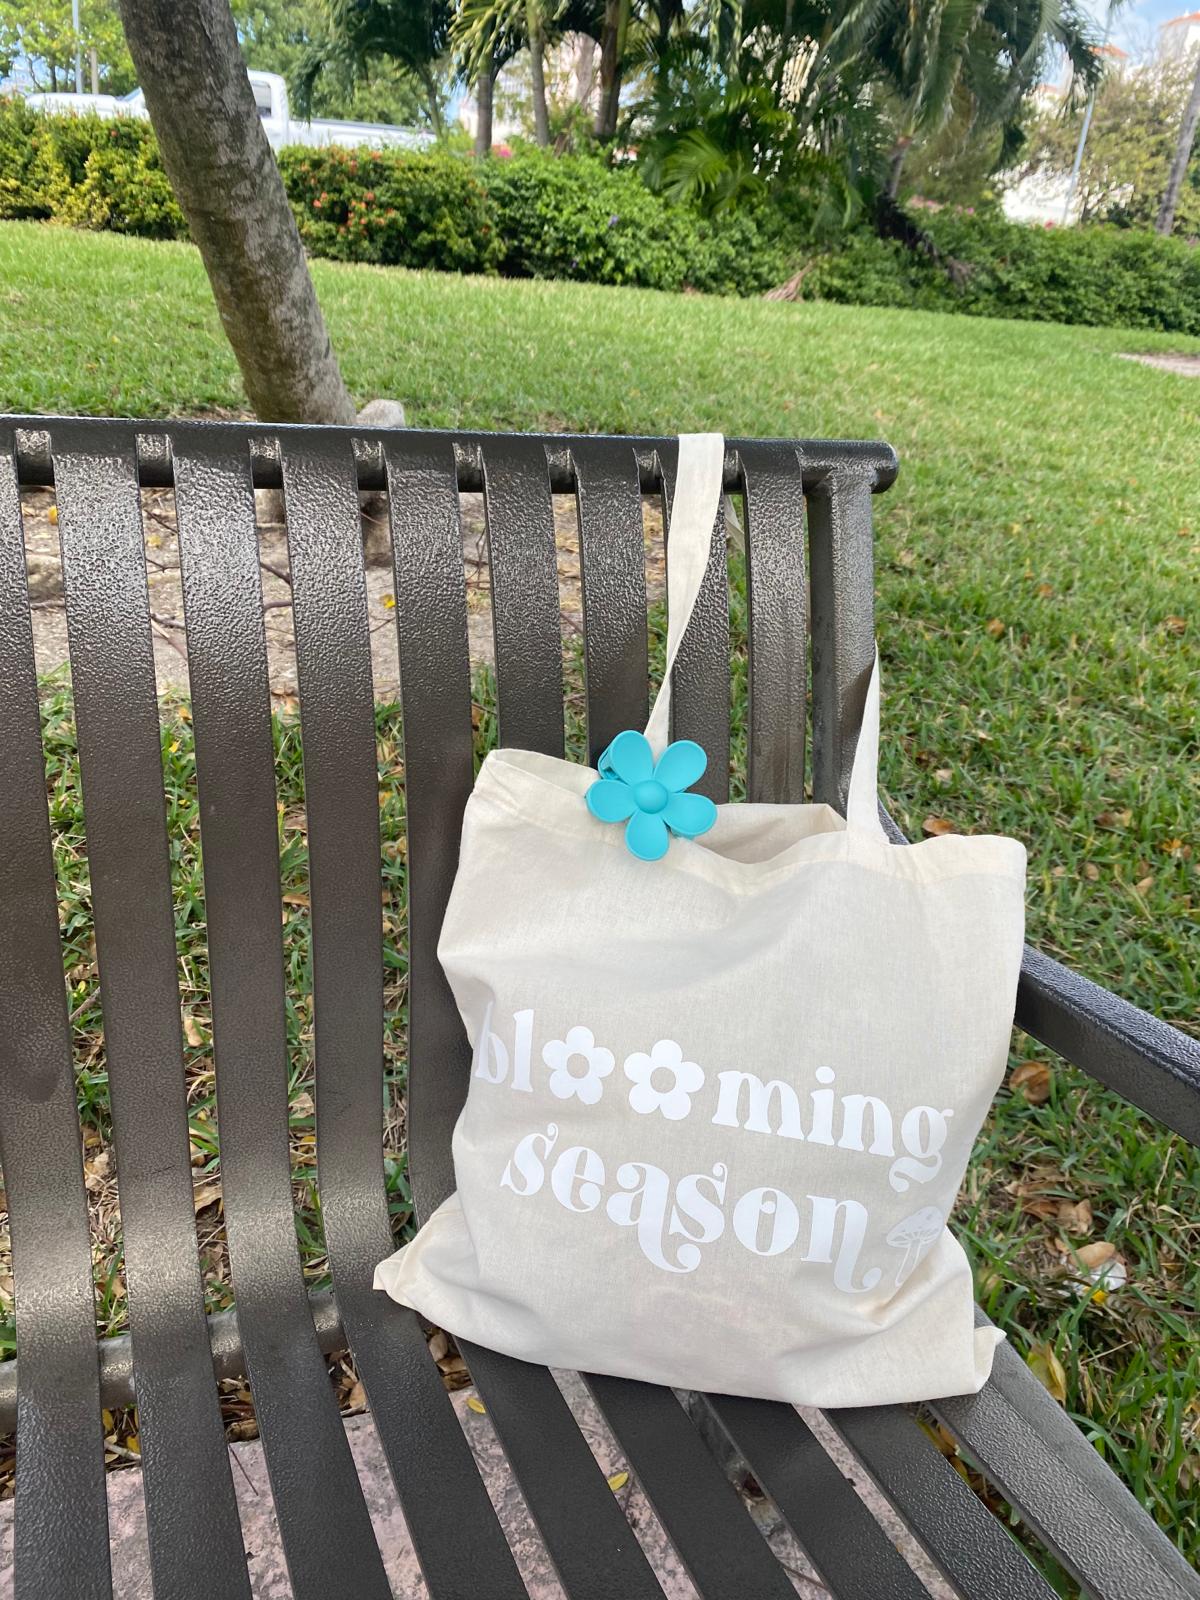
left=376, top=434, right=1027, bottom=1406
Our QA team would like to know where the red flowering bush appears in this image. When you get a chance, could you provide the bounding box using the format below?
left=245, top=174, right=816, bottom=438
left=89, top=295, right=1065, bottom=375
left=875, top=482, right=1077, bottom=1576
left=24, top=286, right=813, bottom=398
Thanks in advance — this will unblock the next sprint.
left=278, top=145, right=502, bottom=274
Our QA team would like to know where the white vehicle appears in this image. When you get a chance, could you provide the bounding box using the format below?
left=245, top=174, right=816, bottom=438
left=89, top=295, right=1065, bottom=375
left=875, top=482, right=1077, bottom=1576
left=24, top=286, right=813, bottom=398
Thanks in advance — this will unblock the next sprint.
left=24, top=69, right=433, bottom=154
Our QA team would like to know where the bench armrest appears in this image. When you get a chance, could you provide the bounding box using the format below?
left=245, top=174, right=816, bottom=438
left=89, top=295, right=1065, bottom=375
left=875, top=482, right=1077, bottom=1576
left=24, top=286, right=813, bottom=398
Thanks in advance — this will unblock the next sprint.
left=1016, top=945, right=1200, bottom=1148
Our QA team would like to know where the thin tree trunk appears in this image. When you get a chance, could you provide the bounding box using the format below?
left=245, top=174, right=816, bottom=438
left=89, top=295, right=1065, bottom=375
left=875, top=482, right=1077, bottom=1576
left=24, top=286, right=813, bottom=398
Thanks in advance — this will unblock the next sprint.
left=594, top=0, right=620, bottom=137
left=474, top=48, right=495, bottom=156
left=116, top=0, right=356, bottom=425
left=527, top=3, right=551, bottom=147
left=885, top=137, right=911, bottom=202
left=1156, top=51, right=1200, bottom=236
left=89, top=48, right=100, bottom=95
left=420, top=66, right=444, bottom=139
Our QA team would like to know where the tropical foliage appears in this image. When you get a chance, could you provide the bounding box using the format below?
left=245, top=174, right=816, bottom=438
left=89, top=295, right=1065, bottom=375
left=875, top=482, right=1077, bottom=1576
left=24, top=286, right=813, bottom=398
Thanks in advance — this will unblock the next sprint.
left=282, top=0, right=1102, bottom=226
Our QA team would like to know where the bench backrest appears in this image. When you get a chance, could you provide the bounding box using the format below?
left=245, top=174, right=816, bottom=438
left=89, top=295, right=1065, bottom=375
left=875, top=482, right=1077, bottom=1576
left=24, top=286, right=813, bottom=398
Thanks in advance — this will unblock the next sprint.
left=0, top=420, right=896, bottom=1590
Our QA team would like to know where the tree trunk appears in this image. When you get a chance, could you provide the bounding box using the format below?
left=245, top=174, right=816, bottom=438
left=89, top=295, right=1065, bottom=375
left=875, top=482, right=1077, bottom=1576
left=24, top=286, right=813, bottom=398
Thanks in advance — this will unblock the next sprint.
left=474, top=48, right=495, bottom=156
left=89, top=48, right=100, bottom=95
left=885, top=137, right=911, bottom=202
left=419, top=66, right=445, bottom=139
left=527, top=3, right=551, bottom=147
left=594, top=0, right=620, bottom=138
left=594, top=0, right=629, bottom=139
left=1156, top=51, right=1200, bottom=236
left=116, top=0, right=356, bottom=425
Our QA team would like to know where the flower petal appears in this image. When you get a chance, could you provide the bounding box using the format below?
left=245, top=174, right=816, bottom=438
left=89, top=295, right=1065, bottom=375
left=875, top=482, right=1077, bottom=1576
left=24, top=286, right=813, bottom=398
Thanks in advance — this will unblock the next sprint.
left=602, top=729, right=654, bottom=786
left=625, top=809, right=669, bottom=861
left=663, top=790, right=717, bottom=839
left=586, top=778, right=637, bottom=823
left=654, top=739, right=708, bottom=793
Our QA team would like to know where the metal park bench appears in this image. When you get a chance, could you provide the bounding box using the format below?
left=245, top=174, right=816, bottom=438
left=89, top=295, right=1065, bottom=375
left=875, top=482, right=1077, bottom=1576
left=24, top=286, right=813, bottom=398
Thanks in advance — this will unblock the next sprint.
left=1, top=417, right=1197, bottom=1600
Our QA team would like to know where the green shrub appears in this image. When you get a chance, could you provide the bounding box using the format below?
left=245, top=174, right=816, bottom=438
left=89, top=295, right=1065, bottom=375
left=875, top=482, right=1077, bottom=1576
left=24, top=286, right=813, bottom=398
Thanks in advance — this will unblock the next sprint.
left=0, top=100, right=182, bottom=238
left=479, top=150, right=797, bottom=296
left=0, top=96, right=53, bottom=219
left=805, top=211, right=1200, bottom=336
left=4, top=99, right=1197, bottom=333
left=278, top=145, right=502, bottom=274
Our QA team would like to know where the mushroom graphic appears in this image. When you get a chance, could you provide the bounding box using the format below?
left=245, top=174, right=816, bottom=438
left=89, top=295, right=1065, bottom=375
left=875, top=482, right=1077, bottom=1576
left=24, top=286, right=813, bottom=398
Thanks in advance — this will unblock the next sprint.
left=885, top=1207, right=944, bottom=1288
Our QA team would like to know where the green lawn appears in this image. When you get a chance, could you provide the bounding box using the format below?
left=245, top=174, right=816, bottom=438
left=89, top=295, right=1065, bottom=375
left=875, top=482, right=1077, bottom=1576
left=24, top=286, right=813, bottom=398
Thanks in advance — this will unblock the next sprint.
left=1, top=221, right=1198, bottom=1577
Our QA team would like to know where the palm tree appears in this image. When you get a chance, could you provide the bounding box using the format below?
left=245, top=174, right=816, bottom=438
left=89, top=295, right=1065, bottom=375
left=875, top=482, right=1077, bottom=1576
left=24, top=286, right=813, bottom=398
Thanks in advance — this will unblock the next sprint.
left=294, top=0, right=454, bottom=137
left=817, top=0, right=1100, bottom=201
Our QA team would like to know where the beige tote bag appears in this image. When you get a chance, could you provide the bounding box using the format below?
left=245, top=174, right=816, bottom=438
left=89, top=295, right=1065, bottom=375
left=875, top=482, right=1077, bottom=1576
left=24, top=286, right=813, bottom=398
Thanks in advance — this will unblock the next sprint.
left=376, top=434, right=1026, bottom=1405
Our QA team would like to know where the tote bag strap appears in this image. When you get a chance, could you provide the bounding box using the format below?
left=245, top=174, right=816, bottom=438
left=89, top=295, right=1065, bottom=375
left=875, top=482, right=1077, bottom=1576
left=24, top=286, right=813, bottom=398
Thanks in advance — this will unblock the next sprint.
left=642, top=433, right=886, bottom=841
left=643, top=433, right=727, bottom=755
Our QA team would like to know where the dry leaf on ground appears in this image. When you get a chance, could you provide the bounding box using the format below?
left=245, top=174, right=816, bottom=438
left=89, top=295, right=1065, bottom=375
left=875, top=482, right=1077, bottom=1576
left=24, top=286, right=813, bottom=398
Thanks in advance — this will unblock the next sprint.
left=923, top=816, right=955, bottom=837
left=1010, top=1061, right=1052, bottom=1104
left=1027, top=1342, right=1068, bottom=1403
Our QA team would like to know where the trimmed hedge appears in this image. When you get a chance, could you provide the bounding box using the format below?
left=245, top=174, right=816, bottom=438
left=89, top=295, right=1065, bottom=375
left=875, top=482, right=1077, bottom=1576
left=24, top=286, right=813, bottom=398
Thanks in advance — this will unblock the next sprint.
left=278, top=145, right=794, bottom=296
left=0, top=97, right=182, bottom=238
left=805, top=212, right=1200, bottom=336
left=3, top=97, right=1198, bottom=332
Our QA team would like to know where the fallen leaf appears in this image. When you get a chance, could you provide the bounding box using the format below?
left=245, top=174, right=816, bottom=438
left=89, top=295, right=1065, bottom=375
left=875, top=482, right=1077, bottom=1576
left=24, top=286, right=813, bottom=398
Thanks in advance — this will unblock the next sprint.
left=281, top=892, right=310, bottom=908
left=1083, top=862, right=1100, bottom=881
left=346, top=1380, right=366, bottom=1410
left=428, top=1330, right=450, bottom=1364
left=1035, top=583, right=1054, bottom=598
left=84, top=1150, right=111, bottom=1191
left=923, top=815, right=955, bottom=837
left=1057, top=1198, right=1093, bottom=1235
left=1135, top=875, right=1155, bottom=893
left=1027, top=1342, right=1067, bottom=1404
left=1010, top=1061, right=1052, bottom=1104
left=1163, top=616, right=1187, bottom=636
left=985, top=618, right=1005, bottom=639
left=466, top=1395, right=486, bottom=1415
left=1076, top=1240, right=1117, bottom=1269
left=47, top=504, right=58, bottom=525
left=183, top=1013, right=206, bottom=1048
left=607, top=1471, right=630, bottom=1492
left=1095, top=809, right=1132, bottom=831
left=192, top=1180, right=223, bottom=1214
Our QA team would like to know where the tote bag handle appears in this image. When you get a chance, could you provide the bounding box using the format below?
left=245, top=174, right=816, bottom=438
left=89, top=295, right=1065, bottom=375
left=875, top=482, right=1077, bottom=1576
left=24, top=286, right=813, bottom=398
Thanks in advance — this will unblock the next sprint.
left=644, top=433, right=885, bottom=841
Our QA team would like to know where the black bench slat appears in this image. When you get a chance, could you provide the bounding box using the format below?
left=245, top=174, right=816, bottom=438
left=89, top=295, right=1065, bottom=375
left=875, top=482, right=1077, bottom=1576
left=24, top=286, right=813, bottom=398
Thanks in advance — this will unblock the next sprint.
left=461, top=1344, right=666, bottom=1600
left=571, top=439, right=648, bottom=764
left=51, top=430, right=252, bottom=1599
left=655, top=439, right=730, bottom=803
left=171, top=435, right=392, bottom=1600
left=828, top=1403, right=1057, bottom=1600
left=382, top=435, right=477, bottom=1222
left=0, top=439, right=112, bottom=1598
left=482, top=437, right=565, bottom=756
left=704, top=1394, right=928, bottom=1600
left=584, top=1375, right=797, bottom=1599
left=932, top=1327, right=1200, bottom=1600
left=280, top=434, right=528, bottom=1600
left=738, top=442, right=808, bottom=805
left=807, top=470, right=877, bottom=814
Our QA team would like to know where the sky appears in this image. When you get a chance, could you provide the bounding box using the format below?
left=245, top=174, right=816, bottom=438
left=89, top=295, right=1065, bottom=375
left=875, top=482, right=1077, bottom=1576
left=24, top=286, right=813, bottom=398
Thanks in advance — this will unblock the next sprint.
left=1093, top=0, right=1199, bottom=56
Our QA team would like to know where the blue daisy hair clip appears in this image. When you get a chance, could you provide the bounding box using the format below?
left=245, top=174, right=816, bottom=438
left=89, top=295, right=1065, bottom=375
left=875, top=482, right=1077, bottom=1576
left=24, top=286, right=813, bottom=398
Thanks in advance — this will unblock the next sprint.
left=585, top=731, right=717, bottom=861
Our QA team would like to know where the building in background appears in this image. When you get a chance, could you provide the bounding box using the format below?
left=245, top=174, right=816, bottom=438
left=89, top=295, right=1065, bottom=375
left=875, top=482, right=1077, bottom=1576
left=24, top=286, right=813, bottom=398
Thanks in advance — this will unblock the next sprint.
left=1160, top=11, right=1200, bottom=61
